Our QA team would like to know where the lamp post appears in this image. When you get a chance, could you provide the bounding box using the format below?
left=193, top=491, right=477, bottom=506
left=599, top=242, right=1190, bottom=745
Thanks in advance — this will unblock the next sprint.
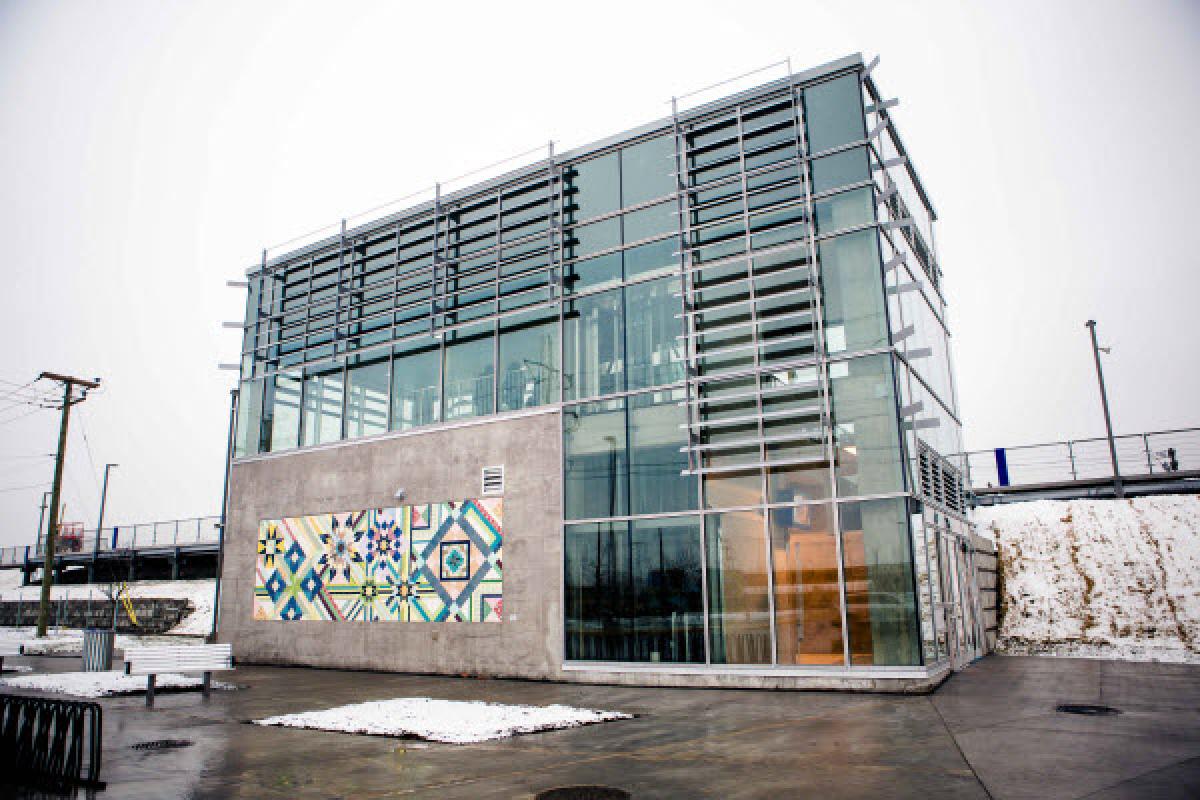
left=1085, top=320, right=1123, bottom=499
left=95, top=463, right=118, bottom=553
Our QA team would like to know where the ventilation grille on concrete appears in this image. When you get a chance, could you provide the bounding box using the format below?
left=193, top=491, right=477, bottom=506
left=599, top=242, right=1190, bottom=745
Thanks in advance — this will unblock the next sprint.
left=917, top=441, right=966, bottom=514
left=482, top=465, right=505, bottom=496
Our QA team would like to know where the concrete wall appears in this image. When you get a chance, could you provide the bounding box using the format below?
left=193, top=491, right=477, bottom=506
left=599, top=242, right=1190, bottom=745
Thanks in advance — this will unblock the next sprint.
left=218, top=410, right=564, bottom=680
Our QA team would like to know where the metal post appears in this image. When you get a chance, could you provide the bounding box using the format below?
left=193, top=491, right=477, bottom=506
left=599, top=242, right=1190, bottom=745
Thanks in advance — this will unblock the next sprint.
left=1067, top=440, right=1078, bottom=480
left=95, top=463, right=117, bottom=553
left=35, top=491, right=50, bottom=556
left=1085, top=320, right=1123, bottom=498
left=1143, top=433, right=1153, bottom=474
left=211, top=388, right=239, bottom=641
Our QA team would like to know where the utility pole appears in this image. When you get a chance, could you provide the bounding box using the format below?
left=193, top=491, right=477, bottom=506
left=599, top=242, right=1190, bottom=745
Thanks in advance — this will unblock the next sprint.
left=35, top=372, right=101, bottom=638
left=1085, top=320, right=1123, bottom=499
left=95, top=463, right=118, bottom=552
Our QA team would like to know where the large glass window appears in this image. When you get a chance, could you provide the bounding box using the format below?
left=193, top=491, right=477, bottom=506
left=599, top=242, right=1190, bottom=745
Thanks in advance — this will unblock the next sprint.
left=563, top=398, right=627, bottom=520
left=563, top=288, right=624, bottom=401
left=810, top=146, right=870, bottom=194
left=344, top=354, right=389, bottom=438
left=706, top=510, right=772, bottom=664
left=564, top=517, right=704, bottom=663
left=830, top=354, right=904, bottom=497
left=566, top=153, right=620, bottom=222
left=814, top=187, right=875, bottom=234
left=628, top=389, right=696, bottom=515
left=301, top=364, right=344, bottom=447
left=842, top=497, right=921, bottom=665
left=820, top=229, right=888, bottom=354
left=621, top=135, right=675, bottom=207
left=498, top=308, right=559, bottom=412
left=443, top=322, right=494, bottom=421
left=624, top=276, right=684, bottom=391
left=267, top=372, right=302, bottom=452
left=770, top=502, right=845, bottom=665
left=234, top=379, right=263, bottom=458
left=803, top=73, right=866, bottom=154
left=391, top=340, right=440, bottom=431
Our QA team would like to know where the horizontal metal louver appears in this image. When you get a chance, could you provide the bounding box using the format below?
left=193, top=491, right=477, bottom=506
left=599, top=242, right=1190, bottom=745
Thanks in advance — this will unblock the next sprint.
left=481, top=465, right=504, bottom=496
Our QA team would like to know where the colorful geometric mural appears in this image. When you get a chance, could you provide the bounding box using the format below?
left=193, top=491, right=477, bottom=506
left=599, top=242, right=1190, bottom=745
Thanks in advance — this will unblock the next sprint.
left=253, top=498, right=502, bottom=623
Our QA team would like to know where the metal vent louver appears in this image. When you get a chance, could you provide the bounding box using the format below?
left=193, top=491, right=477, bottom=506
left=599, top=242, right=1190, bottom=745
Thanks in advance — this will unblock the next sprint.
left=481, top=465, right=504, bottom=496
left=917, top=441, right=965, bottom=514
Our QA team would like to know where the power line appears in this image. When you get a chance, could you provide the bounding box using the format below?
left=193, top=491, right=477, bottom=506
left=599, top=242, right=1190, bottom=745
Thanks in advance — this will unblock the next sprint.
left=0, top=481, right=50, bottom=494
left=0, top=406, right=47, bottom=427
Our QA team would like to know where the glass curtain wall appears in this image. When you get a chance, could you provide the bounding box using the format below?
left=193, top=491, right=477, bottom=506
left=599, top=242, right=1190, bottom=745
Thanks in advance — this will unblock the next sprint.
left=235, top=59, right=956, bottom=672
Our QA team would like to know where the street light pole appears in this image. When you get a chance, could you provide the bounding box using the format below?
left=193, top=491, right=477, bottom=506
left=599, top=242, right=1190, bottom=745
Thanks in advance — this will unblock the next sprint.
left=35, top=490, right=51, bottom=554
left=95, top=463, right=118, bottom=553
left=1085, top=320, right=1123, bottom=499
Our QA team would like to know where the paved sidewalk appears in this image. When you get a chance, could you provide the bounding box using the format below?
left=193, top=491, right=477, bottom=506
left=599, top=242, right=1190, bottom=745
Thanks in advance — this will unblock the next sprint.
left=4, top=654, right=1199, bottom=798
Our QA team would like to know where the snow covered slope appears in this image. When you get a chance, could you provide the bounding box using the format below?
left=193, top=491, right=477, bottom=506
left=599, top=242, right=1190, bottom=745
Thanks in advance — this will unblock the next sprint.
left=976, top=496, right=1200, bottom=663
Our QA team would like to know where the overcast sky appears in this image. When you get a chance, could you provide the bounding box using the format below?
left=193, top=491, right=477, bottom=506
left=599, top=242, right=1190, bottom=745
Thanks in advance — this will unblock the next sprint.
left=0, top=0, right=1196, bottom=547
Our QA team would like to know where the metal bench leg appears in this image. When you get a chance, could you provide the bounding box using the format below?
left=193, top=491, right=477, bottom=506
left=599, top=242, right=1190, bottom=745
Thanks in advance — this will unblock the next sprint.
left=0, top=655, right=5, bottom=673
left=146, top=674, right=155, bottom=707
left=202, top=671, right=211, bottom=700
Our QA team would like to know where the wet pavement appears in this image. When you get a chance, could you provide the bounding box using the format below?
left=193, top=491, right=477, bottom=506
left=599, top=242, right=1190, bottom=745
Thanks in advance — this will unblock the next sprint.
left=3, top=653, right=1199, bottom=799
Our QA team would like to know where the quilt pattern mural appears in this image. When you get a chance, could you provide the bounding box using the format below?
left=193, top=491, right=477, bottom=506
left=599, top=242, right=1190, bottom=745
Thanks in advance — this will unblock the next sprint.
left=253, top=498, right=502, bottom=623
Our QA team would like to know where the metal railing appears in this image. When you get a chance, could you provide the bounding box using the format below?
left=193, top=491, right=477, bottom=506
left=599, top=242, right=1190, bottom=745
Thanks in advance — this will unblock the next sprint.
left=0, top=515, right=221, bottom=566
left=964, top=427, right=1200, bottom=489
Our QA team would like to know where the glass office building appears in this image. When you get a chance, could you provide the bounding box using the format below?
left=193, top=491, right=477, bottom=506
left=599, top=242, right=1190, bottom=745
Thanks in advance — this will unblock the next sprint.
left=227, top=53, right=984, bottom=686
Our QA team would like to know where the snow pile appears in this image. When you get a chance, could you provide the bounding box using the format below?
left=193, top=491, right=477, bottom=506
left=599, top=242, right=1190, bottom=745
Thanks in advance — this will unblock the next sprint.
left=976, top=495, right=1200, bottom=663
left=0, top=579, right=215, bottom=636
left=0, top=670, right=235, bottom=698
left=254, top=698, right=632, bottom=744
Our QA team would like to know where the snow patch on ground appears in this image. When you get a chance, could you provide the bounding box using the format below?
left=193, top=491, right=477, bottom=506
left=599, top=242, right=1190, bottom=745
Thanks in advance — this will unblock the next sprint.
left=0, top=670, right=235, bottom=698
left=254, top=697, right=632, bottom=744
left=976, top=495, right=1200, bottom=663
left=1, top=664, right=33, bottom=673
left=0, top=578, right=215, bottom=636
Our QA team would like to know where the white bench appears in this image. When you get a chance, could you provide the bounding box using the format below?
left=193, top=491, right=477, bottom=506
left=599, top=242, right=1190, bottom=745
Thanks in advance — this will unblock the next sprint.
left=123, top=643, right=233, bottom=705
left=0, top=641, right=24, bottom=672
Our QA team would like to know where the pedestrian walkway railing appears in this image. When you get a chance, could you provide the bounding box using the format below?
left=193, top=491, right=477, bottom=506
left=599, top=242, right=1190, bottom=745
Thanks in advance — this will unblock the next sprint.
left=963, top=427, right=1199, bottom=489
left=0, top=515, right=221, bottom=567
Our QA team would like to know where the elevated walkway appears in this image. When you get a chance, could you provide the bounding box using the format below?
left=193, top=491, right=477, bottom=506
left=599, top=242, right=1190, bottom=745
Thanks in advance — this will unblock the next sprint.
left=0, top=516, right=220, bottom=583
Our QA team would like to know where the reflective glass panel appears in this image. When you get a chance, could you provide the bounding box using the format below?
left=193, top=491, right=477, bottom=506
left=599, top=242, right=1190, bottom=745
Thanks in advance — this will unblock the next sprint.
left=497, top=308, right=559, bottom=412
left=563, top=288, right=624, bottom=401
left=391, top=340, right=440, bottom=431
left=624, top=276, right=684, bottom=391
left=267, top=372, right=302, bottom=453
left=842, top=497, right=921, bottom=665
left=814, top=187, right=875, bottom=234
left=628, top=389, right=696, bottom=515
left=829, top=354, right=904, bottom=497
left=706, top=510, right=772, bottom=664
left=301, top=365, right=344, bottom=446
left=443, top=322, right=494, bottom=421
left=344, top=355, right=389, bottom=438
left=566, top=153, right=620, bottom=222
left=810, top=146, right=870, bottom=194
left=564, top=517, right=704, bottom=662
left=235, top=379, right=263, bottom=458
left=621, top=135, right=675, bottom=207
left=820, top=229, right=888, bottom=354
left=563, top=398, right=627, bottom=519
left=622, top=202, right=675, bottom=244
left=803, top=74, right=866, bottom=154
left=770, top=502, right=844, bottom=665
left=623, top=237, right=676, bottom=281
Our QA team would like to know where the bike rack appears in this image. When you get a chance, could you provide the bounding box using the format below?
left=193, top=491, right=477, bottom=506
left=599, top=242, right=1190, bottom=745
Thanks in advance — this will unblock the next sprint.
left=0, top=693, right=105, bottom=789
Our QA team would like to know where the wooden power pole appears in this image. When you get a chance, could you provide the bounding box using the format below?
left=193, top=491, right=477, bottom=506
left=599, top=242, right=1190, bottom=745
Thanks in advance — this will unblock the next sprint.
left=35, top=372, right=100, bottom=638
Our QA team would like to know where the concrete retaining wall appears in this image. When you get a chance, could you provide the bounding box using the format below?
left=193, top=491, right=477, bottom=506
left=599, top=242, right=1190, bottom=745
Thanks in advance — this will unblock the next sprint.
left=0, top=598, right=192, bottom=634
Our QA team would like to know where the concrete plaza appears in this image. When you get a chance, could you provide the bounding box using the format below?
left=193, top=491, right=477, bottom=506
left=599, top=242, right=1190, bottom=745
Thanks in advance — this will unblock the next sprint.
left=4, top=654, right=1199, bottom=799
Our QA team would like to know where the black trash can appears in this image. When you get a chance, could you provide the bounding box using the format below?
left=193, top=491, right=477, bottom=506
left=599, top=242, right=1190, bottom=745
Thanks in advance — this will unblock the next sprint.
left=82, top=628, right=115, bottom=672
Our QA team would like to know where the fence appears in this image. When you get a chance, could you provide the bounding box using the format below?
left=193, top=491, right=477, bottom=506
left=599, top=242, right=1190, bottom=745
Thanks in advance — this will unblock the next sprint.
left=964, top=427, right=1200, bottom=489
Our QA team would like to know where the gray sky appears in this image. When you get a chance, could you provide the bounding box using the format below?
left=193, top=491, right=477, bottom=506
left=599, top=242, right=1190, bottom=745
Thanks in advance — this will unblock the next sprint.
left=1, top=0, right=1197, bottom=547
